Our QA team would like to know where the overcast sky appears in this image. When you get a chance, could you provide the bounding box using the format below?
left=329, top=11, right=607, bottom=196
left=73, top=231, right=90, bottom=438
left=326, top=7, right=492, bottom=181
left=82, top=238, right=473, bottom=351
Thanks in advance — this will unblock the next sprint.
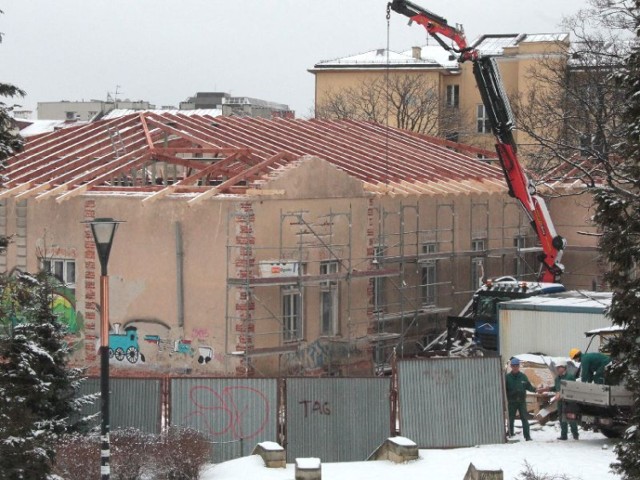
left=1, top=0, right=588, bottom=119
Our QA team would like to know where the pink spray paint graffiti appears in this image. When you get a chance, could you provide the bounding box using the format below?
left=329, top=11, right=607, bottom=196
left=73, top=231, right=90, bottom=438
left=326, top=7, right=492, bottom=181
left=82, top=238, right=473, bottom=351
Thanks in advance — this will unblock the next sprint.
left=184, top=385, right=270, bottom=440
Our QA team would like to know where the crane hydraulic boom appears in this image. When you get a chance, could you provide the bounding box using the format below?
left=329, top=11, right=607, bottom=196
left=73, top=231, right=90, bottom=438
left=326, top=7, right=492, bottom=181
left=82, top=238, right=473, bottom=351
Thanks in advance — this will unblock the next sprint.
left=389, top=0, right=566, bottom=283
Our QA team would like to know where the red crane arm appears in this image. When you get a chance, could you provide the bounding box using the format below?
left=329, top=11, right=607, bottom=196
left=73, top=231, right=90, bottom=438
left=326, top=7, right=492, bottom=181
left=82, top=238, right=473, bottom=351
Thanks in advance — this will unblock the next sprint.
left=388, top=0, right=566, bottom=282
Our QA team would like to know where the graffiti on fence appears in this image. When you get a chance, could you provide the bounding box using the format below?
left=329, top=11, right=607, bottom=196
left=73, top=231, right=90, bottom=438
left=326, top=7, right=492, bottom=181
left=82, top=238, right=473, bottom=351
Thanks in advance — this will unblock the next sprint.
left=282, top=339, right=362, bottom=373
left=299, top=400, right=331, bottom=418
left=183, top=385, right=270, bottom=440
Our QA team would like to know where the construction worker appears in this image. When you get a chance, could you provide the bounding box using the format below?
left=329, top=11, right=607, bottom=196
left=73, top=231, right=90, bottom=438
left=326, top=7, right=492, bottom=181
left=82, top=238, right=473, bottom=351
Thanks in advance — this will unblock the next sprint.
left=538, top=360, right=579, bottom=440
left=569, top=348, right=611, bottom=384
left=505, top=357, right=536, bottom=441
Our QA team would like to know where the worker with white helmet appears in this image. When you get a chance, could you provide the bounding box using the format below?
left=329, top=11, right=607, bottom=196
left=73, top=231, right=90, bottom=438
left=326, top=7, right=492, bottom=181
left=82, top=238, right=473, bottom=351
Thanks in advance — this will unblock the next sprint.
left=538, top=359, right=579, bottom=440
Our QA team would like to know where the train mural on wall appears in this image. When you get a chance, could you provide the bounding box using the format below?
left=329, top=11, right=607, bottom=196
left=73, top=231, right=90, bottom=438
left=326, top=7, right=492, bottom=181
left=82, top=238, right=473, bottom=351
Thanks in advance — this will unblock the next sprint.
left=108, top=324, right=145, bottom=364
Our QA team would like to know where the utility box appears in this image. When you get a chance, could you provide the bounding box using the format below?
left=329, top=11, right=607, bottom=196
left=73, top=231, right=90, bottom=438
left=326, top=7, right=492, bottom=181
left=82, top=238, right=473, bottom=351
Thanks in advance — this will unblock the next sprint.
left=497, top=291, right=612, bottom=361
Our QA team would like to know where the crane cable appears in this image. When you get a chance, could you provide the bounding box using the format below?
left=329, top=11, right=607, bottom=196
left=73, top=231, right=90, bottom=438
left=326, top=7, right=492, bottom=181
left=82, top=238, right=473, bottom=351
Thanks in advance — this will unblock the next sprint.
left=385, top=3, right=391, bottom=187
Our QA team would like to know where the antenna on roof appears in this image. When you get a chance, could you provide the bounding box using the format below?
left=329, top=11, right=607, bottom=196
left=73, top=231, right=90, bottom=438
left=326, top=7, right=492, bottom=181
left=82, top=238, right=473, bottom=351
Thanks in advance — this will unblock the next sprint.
left=107, top=85, right=123, bottom=104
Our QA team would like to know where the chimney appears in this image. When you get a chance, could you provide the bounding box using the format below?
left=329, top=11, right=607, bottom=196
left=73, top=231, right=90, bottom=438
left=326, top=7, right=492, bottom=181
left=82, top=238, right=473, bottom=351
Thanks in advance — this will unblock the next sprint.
left=412, top=46, right=422, bottom=59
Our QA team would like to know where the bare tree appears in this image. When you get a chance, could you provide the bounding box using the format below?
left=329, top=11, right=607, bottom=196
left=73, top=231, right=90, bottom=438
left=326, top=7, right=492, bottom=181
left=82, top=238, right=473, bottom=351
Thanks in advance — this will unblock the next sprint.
left=316, top=74, right=465, bottom=137
left=512, top=0, right=636, bottom=184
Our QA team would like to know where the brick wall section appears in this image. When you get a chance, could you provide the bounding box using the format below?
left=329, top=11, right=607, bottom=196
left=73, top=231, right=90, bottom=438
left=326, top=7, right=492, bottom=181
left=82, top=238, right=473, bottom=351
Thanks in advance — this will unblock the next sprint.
left=234, top=202, right=256, bottom=376
left=83, top=199, right=97, bottom=363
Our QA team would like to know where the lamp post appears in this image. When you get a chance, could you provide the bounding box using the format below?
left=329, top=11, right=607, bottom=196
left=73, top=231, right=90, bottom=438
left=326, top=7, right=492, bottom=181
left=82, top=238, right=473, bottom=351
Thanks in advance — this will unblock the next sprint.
left=85, top=218, right=122, bottom=480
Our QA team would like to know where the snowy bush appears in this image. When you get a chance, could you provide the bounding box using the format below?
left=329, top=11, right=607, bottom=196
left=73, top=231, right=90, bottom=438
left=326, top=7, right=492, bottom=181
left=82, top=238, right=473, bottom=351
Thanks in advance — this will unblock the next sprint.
left=110, top=428, right=156, bottom=480
left=516, top=461, right=574, bottom=480
left=52, top=428, right=211, bottom=480
left=51, top=434, right=101, bottom=480
left=153, top=427, right=212, bottom=480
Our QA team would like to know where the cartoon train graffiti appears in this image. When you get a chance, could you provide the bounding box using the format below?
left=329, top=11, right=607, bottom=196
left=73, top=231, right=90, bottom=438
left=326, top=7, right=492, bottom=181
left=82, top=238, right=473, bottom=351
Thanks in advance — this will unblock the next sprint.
left=109, top=324, right=145, bottom=364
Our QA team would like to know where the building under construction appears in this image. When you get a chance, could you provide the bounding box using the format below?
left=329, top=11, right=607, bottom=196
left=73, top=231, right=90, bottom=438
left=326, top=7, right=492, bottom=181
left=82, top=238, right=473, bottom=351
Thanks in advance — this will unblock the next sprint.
left=0, top=112, right=602, bottom=376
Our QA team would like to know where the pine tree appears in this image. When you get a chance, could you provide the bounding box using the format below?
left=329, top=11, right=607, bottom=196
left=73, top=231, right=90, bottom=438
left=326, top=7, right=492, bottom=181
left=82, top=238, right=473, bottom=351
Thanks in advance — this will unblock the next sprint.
left=594, top=2, right=640, bottom=478
left=0, top=272, right=87, bottom=479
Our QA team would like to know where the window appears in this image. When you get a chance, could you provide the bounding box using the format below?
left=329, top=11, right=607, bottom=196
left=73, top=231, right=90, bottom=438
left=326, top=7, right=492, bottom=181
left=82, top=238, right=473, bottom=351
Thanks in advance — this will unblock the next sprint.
left=471, top=239, right=486, bottom=289
left=446, top=85, right=460, bottom=108
left=476, top=104, right=491, bottom=134
left=421, top=243, right=437, bottom=306
left=372, top=246, right=385, bottom=312
left=320, top=261, right=339, bottom=336
left=42, top=258, right=76, bottom=286
left=282, top=286, right=302, bottom=341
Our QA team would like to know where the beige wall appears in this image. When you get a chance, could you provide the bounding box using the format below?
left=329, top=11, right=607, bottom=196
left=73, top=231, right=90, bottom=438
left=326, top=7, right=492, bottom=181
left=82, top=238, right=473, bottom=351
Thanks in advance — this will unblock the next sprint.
left=0, top=157, right=601, bottom=377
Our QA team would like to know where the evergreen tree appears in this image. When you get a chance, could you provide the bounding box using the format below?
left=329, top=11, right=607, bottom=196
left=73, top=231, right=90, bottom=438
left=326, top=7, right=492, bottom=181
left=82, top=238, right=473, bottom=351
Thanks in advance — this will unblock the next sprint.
left=0, top=272, right=87, bottom=479
left=1, top=19, right=87, bottom=476
left=594, top=2, right=640, bottom=478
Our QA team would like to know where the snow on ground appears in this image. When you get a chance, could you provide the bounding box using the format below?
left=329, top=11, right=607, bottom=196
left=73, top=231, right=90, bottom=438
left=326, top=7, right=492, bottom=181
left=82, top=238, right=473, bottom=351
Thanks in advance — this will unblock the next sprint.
left=201, top=422, right=620, bottom=480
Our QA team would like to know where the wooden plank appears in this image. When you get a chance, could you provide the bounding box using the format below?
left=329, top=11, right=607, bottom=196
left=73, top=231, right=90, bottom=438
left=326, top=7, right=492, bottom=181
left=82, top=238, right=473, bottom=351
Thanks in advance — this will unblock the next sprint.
left=187, top=151, right=295, bottom=206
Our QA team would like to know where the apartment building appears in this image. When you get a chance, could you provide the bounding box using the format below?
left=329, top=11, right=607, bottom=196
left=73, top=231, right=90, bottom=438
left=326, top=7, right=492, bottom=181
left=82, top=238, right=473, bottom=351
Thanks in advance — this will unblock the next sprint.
left=310, top=34, right=569, bottom=154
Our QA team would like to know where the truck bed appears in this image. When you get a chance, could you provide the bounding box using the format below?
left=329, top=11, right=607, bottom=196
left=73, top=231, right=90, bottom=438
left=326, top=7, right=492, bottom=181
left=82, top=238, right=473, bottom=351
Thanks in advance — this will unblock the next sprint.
left=561, top=380, right=633, bottom=407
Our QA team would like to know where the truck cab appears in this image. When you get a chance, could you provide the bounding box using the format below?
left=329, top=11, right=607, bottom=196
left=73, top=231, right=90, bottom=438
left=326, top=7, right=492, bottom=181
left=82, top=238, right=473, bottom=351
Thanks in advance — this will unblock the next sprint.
left=471, top=277, right=566, bottom=351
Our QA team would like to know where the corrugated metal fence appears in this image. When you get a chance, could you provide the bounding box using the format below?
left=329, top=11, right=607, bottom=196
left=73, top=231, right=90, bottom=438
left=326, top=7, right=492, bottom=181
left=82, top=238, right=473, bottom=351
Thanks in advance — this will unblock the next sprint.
left=81, top=360, right=505, bottom=464
left=398, top=357, right=505, bottom=447
left=78, top=377, right=162, bottom=434
left=285, top=377, right=391, bottom=462
left=170, top=377, right=279, bottom=463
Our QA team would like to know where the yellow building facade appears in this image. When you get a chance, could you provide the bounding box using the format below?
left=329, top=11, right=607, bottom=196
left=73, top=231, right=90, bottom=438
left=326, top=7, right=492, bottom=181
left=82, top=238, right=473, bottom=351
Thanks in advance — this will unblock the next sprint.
left=311, top=34, right=570, bottom=156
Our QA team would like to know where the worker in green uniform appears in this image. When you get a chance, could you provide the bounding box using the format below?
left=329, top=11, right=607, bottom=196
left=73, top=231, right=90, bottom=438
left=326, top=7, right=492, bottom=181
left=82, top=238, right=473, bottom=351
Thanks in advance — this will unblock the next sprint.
left=538, top=360, right=579, bottom=440
left=505, top=357, right=536, bottom=441
left=569, top=348, right=611, bottom=384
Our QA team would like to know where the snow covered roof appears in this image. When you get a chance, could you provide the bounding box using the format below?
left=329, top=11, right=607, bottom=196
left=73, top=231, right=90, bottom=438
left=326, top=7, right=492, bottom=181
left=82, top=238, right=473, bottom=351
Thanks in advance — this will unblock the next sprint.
left=472, top=33, right=569, bottom=55
left=312, top=45, right=458, bottom=70
left=102, top=108, right=222, bottom=119
left=19, top=119, right=88, bottom=138
left=314, top=33, right=569, bottom=71
left=499, top=290, right=612, bottom=314
left=3, top=112, right=506, bottom=202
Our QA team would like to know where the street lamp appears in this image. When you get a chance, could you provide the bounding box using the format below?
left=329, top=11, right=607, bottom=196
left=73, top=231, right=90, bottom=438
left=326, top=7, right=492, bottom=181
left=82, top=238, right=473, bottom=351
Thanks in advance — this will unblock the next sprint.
left=84, top=217, right=123, bottom=480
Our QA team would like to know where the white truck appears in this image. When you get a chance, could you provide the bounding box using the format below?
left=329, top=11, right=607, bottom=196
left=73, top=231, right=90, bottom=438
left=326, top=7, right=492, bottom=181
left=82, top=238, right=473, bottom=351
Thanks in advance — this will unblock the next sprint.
left=560, top=327, right=632, bottom=438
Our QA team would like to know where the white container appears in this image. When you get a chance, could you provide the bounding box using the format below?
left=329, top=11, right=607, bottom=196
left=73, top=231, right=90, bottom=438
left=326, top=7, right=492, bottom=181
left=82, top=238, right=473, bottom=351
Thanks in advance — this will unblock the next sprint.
left=498, top=291, right=613, bottom=361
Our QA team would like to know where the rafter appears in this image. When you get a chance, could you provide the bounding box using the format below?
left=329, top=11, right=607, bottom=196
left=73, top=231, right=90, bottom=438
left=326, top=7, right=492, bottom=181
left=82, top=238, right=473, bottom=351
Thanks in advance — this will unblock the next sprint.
left=144, top=113, right=219, bottom=149
left=142, top=152, right=245, bottom=205
left=187, top=151, right=295, bottom=206
left=53, top=153, right=152, bottom=203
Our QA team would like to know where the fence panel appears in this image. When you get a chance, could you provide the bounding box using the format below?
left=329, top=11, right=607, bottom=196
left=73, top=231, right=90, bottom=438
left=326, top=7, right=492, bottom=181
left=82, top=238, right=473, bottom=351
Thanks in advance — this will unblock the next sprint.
left=78, top=377, right=162, bottom=434
left=170, top=377, right=278, bottom=463
left=398, top=357, right=505, bottom=447
left=286, top=377, right=391, bottom=463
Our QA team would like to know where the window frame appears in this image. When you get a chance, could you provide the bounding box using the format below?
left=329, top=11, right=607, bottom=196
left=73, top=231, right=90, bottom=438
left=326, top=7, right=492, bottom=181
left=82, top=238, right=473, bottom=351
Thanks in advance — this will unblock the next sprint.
left=471, top=239, right=486, bottom=289
left=421, top=243, right=438, bottom=306
left=282, top=285, right=303, bottom=342
left=446, top=84, right=460, bottom=108
left=476, top=104, right=491, bottom=134
left=319, top=261, right=339, bottom=336
left=42, top=258, right=76, bottom=290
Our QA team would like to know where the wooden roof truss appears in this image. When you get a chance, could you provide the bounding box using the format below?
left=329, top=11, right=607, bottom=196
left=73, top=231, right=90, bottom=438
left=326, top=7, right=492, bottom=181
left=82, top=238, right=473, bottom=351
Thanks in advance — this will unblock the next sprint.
left=4, top=112, right=296, bottom=203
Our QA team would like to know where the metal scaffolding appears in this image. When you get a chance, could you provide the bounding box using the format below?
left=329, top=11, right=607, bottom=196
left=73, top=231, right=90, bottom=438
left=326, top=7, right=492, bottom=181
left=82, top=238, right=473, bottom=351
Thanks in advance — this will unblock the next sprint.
left=224, top=195, right=536, bottom=376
